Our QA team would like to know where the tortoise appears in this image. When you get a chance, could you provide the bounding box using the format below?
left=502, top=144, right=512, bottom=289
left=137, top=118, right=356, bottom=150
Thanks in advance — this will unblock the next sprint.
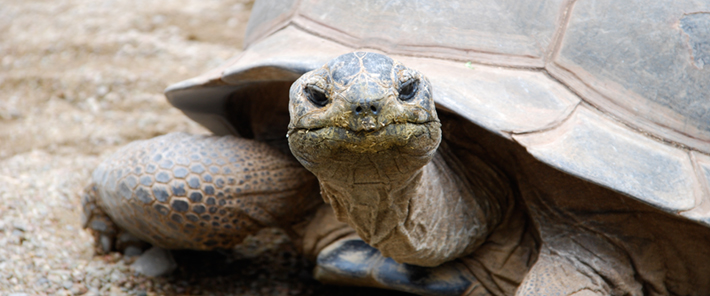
left=81, top=0, right=710, bottom=295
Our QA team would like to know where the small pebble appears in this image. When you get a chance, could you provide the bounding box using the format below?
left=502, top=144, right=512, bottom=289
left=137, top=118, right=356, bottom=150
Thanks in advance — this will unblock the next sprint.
left=48, top=274, right=62, bottom=284
left=110, top=269, right=126, bottom=283
left=131, top=247, right=176, bottom=277
left=36, top=277, right=49, bottom=286
left=86, top=288, right=100, bottom=296
left=96, top=85, right=109, bottom=97
left=70, top=284, right=88, bottom=295
left=13, top=222, right=27, bottom=232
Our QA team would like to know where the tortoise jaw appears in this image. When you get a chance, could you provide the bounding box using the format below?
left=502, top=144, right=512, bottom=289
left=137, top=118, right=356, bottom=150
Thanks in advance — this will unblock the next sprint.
left=289, top=120, right=440, bottom=151
left=287, top=120, right=441, bottom=168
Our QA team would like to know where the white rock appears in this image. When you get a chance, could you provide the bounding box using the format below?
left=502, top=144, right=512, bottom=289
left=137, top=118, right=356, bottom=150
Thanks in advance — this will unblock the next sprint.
left=131, top=247, right=176, bottom=277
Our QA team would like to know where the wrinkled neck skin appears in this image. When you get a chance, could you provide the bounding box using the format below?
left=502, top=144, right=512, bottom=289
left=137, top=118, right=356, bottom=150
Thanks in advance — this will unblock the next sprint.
left=301, top=136, right=507, bottom=267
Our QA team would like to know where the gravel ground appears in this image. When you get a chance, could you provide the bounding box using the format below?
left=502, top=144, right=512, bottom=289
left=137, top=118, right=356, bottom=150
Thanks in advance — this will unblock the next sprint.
left=0, top=1, right=411, bottom=295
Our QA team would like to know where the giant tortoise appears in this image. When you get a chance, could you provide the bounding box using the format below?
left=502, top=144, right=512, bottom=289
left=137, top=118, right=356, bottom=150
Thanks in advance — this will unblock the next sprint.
left=82, top=0, right=710, bottom=295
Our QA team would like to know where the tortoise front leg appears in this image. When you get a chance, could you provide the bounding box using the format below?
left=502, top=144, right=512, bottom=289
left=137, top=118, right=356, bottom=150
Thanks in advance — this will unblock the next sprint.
left=298, top=205, right=484, bottom=296
left=81, top=132, right=321, bottom=254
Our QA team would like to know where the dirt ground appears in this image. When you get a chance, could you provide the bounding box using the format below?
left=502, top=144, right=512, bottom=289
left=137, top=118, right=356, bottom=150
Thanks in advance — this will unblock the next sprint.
left=0, top=1, right=410, bottom=295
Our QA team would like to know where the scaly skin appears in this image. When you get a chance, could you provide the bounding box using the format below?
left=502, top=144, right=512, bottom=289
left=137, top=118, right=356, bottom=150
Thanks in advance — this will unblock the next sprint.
left=82, top=132, right=322, bottom=252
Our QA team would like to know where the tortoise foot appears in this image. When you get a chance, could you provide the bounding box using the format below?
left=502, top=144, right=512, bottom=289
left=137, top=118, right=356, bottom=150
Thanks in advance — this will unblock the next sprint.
left=81, top=184, right=148, bottom=254
left=315, top=239, right=479, bottom=296
left=81, top=183, right=117, bottom=254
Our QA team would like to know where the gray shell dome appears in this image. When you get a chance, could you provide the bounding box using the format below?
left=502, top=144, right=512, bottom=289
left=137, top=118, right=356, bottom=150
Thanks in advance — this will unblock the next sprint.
left=165, top=0, right=710, bottom=225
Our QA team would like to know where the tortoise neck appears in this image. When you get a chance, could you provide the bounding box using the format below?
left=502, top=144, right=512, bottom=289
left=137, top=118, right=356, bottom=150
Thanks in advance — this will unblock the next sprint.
left=318, top=141, right=509, bottom=266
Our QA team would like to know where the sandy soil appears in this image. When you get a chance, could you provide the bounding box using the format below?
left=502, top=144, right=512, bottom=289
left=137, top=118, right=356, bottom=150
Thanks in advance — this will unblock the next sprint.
left=0, top=1, right=409, bottom=295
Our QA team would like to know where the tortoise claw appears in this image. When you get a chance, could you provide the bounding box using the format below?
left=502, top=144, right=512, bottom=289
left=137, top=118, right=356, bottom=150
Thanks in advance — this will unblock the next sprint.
left=315, top=239, right=478, bottom=296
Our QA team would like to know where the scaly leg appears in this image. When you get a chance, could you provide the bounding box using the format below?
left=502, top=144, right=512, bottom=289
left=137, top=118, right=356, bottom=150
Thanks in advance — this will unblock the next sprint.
left=81, top=132, right=321, bottom=253
left=298, top=205, right=482, bottom=296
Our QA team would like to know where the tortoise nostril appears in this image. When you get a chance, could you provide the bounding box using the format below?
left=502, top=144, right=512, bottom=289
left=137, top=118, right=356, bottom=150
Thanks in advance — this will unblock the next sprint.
left=354, top=104, right=379, bottom=115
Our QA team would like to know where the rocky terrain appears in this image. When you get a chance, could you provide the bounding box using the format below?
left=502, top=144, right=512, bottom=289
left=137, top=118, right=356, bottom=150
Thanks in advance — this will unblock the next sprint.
left=0, top=0, right=409, bottom=295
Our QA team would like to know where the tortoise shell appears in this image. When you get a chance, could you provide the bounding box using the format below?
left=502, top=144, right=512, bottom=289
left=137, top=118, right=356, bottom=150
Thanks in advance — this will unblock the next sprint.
left=165, top=0, right=710, bottom=225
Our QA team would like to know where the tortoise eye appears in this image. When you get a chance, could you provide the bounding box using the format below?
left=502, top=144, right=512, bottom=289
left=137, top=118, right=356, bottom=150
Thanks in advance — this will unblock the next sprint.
left=305, top=85, right=328, bottom=107
left=398, top=79, right=419, bottom=102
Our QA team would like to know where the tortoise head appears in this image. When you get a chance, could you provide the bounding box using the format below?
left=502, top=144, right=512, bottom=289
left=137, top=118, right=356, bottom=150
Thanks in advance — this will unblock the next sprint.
left=287, top=52, right=442, bottom=178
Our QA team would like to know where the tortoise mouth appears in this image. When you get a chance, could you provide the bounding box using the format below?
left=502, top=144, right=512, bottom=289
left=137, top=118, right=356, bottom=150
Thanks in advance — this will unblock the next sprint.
left=290, top=118, right=438, bottom=134
left=288, top=121, right=441, bottom=157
